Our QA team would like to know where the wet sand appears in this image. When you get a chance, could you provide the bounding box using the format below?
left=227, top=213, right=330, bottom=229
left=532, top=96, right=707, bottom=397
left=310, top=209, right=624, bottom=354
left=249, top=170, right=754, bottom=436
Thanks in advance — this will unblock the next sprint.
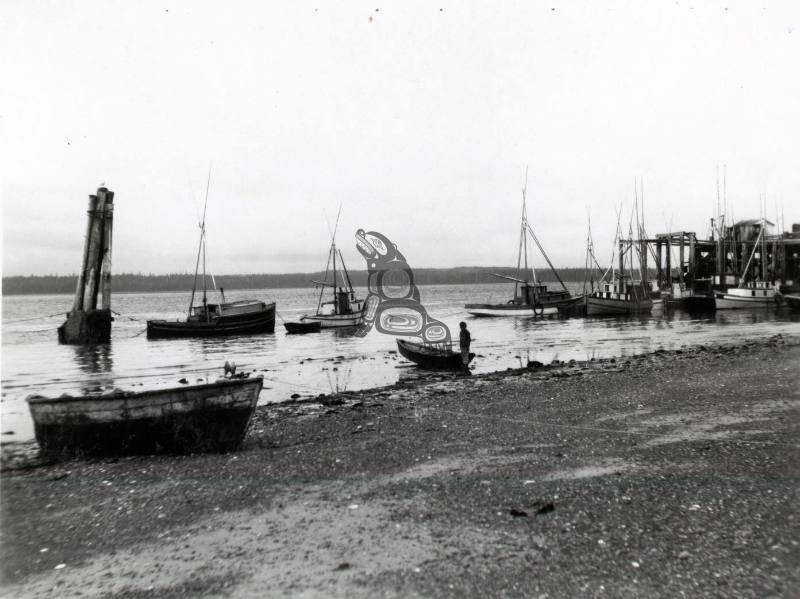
left=1, top=334, right=798, bottom=598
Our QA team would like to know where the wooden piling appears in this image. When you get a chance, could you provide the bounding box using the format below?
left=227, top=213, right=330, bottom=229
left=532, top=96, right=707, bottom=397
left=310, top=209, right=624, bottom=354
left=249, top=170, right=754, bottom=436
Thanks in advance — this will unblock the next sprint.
left=100, top=191, right=114, bottom=310
left=59, top=186, right=115, bottom=344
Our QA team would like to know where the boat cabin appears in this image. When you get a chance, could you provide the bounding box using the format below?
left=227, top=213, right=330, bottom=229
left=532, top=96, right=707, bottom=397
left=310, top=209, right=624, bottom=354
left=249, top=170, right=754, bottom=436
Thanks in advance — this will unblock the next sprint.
left=513, top=283, right=569, bottom=306
left=594, top=277, right=648, bottom=301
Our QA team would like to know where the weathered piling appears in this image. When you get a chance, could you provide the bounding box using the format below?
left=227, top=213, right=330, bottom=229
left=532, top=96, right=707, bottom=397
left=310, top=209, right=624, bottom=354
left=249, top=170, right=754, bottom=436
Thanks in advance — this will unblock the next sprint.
left=58, top=187, right=115, bottom=344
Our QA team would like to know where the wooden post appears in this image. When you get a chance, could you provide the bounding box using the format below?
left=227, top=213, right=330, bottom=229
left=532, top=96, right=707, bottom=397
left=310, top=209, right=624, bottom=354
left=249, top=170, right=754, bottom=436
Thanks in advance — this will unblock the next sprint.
left=100, top=191, right=114, bottom=310
left=678, top=233, right=685, bottom=285
left=688, top=233, right=696, bottom=286
left=59, top=186, right=115, bottom=344
left=83, top=191, right=105, bottom=311
left=656, top=239, right=663, bottom=289
left=72, top=195, right=97, bottom=312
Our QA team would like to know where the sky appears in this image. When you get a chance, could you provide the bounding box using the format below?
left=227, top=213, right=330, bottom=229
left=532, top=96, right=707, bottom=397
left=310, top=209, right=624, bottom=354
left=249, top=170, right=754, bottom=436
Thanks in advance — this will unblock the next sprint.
left=2, top=1, right=799, bottom=277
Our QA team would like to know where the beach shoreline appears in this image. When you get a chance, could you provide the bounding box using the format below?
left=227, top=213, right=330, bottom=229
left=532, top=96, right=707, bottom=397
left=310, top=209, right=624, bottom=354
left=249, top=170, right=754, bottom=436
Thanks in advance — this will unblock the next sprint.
left=1, top=334, right=798, bottom=597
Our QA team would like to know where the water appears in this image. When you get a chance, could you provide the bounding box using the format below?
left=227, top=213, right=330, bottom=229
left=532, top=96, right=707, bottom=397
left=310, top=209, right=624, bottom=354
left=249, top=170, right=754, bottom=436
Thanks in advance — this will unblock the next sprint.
left=3, top=283, right=799, bottom=443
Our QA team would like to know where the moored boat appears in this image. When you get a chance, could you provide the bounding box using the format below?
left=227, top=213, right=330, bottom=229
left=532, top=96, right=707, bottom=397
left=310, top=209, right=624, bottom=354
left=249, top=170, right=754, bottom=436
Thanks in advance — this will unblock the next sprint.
left=148, top=299, right=275, bottom=338
left=714, top=219, right=778, bottom=310
left=145, top=175, right=276, bottom=339
left=465, top=172, right=574, bottom=318
left=284, top=320, right=322, bottom=334
left=585, top=278, right=653, bottom=316
left=27, top=376, right=263, bottom=456
left=396, top=339, right=474, bottom=370
left=300, top=209, right=365, bottom=328
left=714, top=284, right=777, bottom=309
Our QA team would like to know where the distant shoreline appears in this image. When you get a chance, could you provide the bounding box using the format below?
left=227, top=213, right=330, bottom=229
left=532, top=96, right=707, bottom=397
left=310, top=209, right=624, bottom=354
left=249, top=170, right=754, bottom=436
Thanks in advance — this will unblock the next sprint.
left=1, top=267, right=607, bottom=295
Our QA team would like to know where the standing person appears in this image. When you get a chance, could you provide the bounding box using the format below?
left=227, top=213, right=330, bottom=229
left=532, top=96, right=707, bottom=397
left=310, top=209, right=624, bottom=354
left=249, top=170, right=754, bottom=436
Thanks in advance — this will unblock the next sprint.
left=459, top=321, right=471, bottom=371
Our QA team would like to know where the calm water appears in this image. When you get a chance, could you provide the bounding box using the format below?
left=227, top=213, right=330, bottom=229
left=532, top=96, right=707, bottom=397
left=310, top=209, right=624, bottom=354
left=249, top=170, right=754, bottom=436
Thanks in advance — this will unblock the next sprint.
left=3, top=283, right=799, bottom=442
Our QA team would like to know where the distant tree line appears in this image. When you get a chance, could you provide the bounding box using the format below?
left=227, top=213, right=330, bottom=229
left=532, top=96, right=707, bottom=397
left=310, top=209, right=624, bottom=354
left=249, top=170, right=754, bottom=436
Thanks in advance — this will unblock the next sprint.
left=3, top=267, right=620, bottom=295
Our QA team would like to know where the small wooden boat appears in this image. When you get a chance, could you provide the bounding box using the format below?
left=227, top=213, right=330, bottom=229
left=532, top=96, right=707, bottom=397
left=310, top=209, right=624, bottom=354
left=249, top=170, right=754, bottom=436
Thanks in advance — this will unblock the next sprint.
left=27, top=377, right=263, bottom=456
left=284, top=320, right=322, bottom=334
left=147, top=299, right=276, bottom=338
left=396, top=339, right=474, bottom=370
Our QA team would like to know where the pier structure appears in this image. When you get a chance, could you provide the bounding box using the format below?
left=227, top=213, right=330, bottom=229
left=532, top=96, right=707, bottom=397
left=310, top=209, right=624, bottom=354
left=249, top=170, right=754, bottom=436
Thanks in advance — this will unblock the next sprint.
left=58, top=187, right=115, bottom=344
left=647, top=220, right=800, bottom=295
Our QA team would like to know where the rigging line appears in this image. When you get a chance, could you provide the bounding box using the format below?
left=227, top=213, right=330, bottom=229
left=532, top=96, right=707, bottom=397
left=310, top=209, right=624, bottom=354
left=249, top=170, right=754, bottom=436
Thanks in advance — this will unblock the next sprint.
left=524, top=222, right=568, bottom=292
left=3, top=312, right=66, bottom=324
left=426, top=408, right=798, bottom=448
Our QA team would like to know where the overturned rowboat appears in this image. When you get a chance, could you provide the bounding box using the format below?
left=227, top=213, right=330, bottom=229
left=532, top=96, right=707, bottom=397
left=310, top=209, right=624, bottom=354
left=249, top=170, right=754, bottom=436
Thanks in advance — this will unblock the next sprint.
left=27, top=377, right=263, bottom=456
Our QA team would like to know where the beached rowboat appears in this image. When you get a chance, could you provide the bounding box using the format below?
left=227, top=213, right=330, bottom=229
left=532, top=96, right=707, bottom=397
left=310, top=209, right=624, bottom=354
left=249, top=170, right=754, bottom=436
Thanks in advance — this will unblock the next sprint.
left=396, top=339, right=474, bottom=370
left=27, top=377, right=263, bottom=456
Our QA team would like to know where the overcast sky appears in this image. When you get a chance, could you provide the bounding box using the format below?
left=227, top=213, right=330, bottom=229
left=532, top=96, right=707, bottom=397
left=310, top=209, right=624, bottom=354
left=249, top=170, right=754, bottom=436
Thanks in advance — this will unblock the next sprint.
left=2, top=1, right=798, bottom=277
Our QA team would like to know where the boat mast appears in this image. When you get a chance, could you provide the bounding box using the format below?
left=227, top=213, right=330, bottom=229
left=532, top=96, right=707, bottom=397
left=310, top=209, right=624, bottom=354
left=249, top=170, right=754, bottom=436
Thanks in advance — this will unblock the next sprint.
left=188, top=168, right=212, bottom=320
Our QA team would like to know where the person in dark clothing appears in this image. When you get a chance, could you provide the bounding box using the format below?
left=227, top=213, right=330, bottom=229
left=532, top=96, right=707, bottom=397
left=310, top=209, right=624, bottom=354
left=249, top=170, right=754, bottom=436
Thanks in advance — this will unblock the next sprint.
left=459, top=321, right=471, bottom=370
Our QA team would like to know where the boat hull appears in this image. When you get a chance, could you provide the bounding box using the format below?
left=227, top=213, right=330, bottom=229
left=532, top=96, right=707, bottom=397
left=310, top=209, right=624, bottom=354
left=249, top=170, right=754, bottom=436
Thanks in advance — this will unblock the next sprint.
left=300, top=313, right=363, bottom=328
left=714, top=293, right=776, bottom=310
left=147, top=303, right=276, bottom=339
left=27, top=377, right=263, bottom=456
left=683, top=294, right=717, bottom=312
left=284, top=321, right=322, bottom=334
left=586, top=296, right=653, bottom=316
left=465, top=295, right=578, bottom=318
left=396, top=339, right=474, bottom=370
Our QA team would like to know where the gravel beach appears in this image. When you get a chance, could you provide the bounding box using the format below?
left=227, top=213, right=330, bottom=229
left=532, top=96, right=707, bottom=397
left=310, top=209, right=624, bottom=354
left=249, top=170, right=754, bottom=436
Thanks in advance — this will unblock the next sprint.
left=1, top=334, right=798, bottom=598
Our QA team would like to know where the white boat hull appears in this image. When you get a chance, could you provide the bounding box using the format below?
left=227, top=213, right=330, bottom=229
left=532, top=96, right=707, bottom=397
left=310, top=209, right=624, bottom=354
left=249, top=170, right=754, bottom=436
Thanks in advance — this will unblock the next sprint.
left=301, top=313, right=363, bottom=328
left=465, top=305, right=559, bottom=317
left=714, top=290, right=776, bottom=310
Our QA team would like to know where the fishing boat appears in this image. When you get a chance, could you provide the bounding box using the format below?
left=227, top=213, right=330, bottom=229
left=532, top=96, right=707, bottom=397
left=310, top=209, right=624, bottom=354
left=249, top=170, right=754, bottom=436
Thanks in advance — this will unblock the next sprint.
left=714, top=283, right=777, bottom=309
left=714, top=219, right=778, bottom=310
left=585, top=277, right=653, bottom=316
left=396, top=339, right=474, bottom=370
left=146, top=173, right=275, bottom=339
left=299, top=209, right=365, bottom=328
left=147, top=295, right=276, bottom=338
left=585, top=197, right=653, bottom=317
left=284, top=320, right=322, bottom=334
left=27, top=376, right=263, bottom=456
left=465, top=172, right=575, bottom=318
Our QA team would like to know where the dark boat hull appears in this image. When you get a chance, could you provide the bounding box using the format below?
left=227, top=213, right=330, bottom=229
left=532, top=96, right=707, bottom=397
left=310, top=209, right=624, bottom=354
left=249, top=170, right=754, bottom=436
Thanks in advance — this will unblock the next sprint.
left=782, top=294, right=800, bottom=312
left=284, top=321, right=322, bottom=334
left=684, top=294, right=716, bottom=313
left=396, top=339, right=474, bottom=370
left=27, top=377, right=263, bottom=456
left=147, top=303, right=276, bottom=339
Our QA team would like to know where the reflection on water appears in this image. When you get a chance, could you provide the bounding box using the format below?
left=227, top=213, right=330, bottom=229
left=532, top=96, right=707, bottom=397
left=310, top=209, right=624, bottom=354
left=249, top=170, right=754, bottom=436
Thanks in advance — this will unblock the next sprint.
left=3, top=284, right=800, bottom=442
left=71, top=343, right=114, bottom=394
